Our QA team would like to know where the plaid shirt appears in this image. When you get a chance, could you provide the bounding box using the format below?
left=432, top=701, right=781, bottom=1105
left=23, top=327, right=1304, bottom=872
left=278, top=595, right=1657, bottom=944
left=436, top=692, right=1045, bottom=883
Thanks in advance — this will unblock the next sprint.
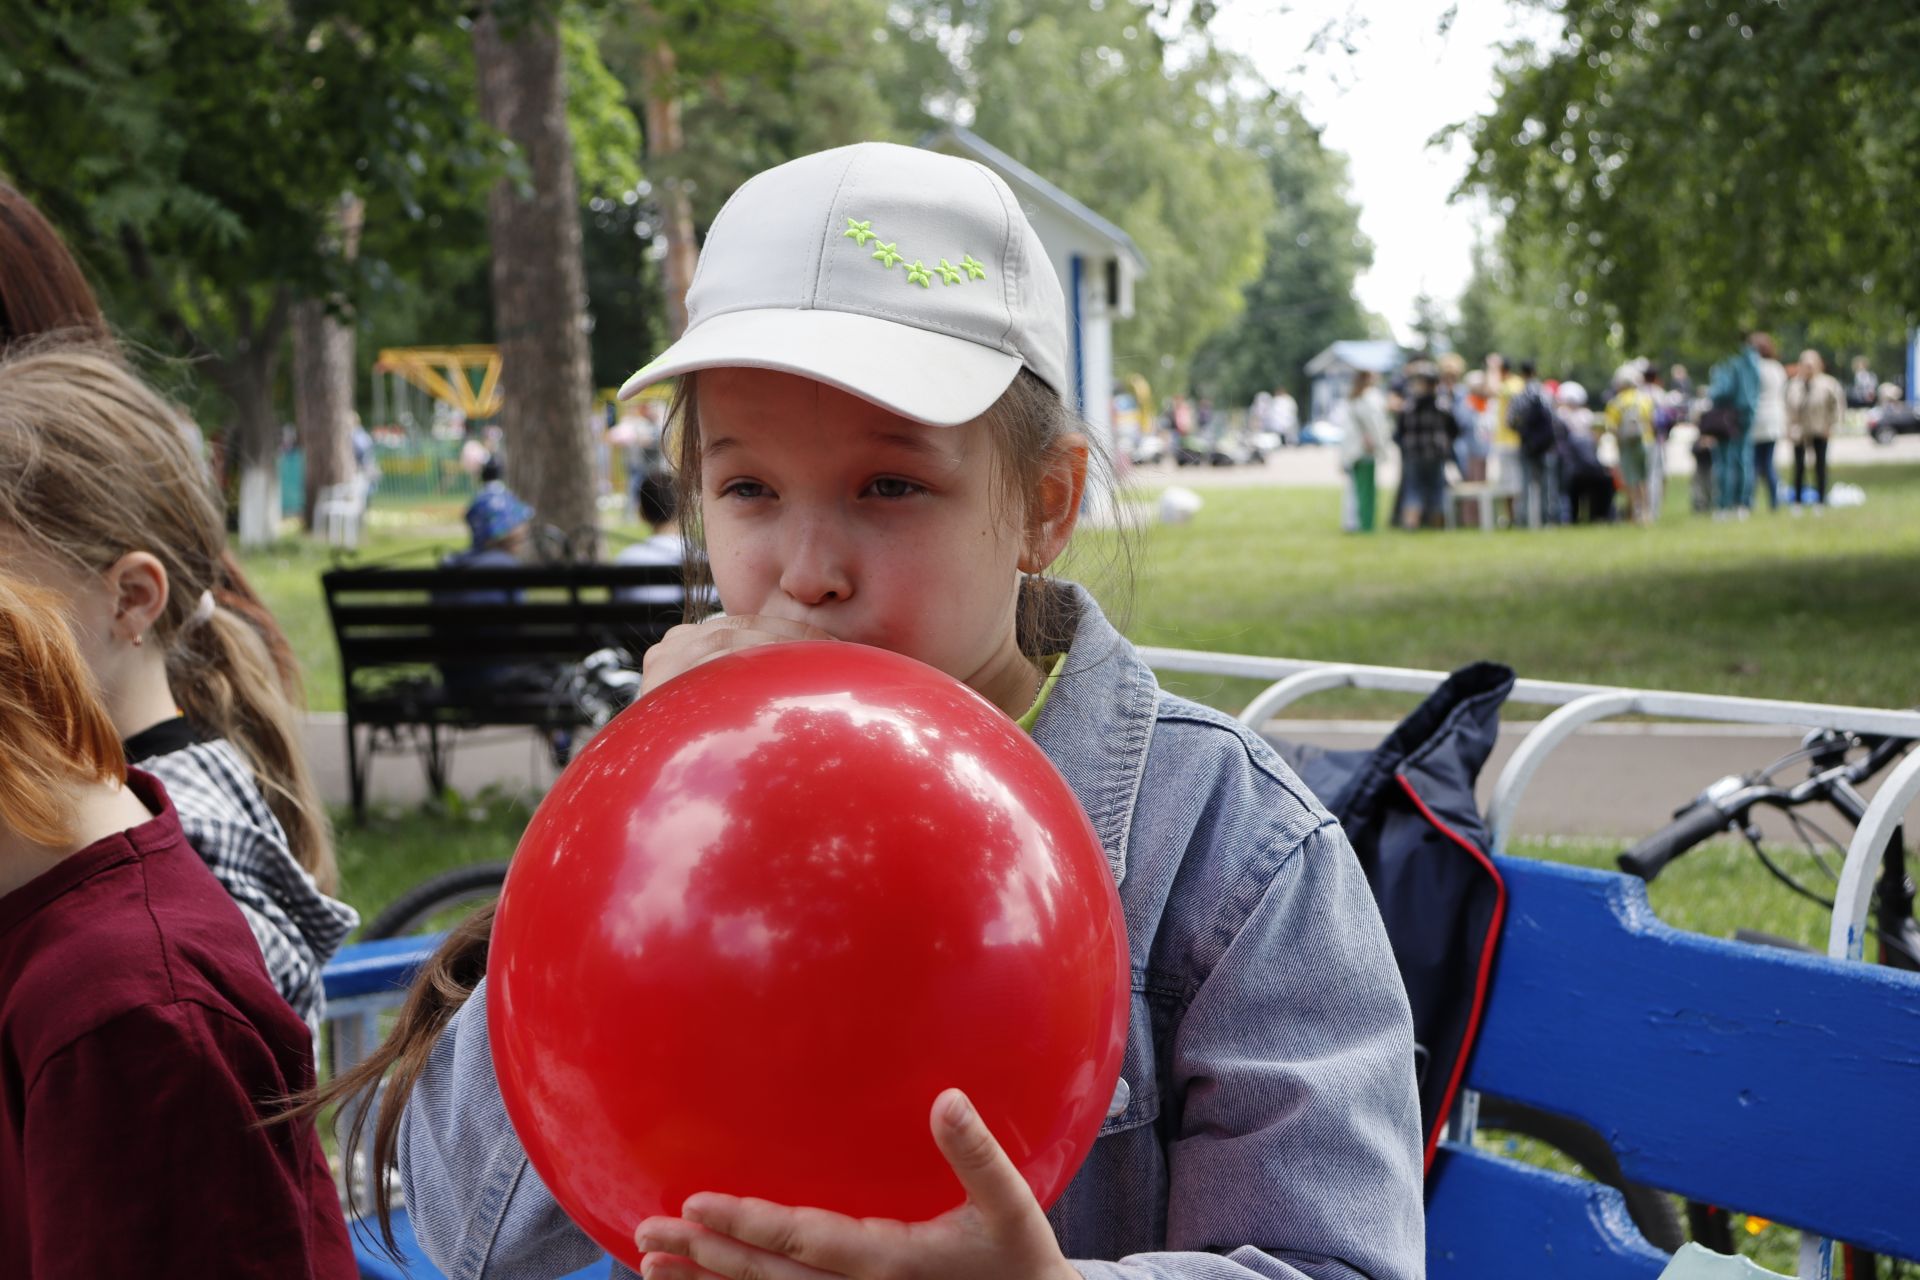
left=131, top=729, right=358, bottom=1028
left=1397, top=397, right=1460, bottom=465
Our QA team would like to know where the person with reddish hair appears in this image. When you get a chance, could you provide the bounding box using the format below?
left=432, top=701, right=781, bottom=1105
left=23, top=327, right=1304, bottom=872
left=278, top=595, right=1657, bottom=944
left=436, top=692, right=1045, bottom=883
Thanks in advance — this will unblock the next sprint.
left=0, top=180, right=108, bottom=346
left=0, top=572, right=355, bottom=1278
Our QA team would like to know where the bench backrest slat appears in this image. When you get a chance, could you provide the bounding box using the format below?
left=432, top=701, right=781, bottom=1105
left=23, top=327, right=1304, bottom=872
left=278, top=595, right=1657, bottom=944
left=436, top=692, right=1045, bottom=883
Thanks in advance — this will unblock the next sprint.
left=327, top=602, right=685, bottom=631
left=1467, top=856, right=1920, bottom=1257
left=337, top=634, right=669, bottom=666
left=323, top=934, right=442, bottom=1000
left=323, top=564, right=682, bottom=592
left=1426, top=1145, right=1667, bottom=1278
left=322, top=564, right=684, bottom=705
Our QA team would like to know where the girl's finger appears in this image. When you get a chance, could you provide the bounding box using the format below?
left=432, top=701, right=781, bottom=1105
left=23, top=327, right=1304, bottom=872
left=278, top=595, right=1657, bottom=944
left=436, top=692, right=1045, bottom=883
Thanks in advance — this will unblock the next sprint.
left=928, top=1089, right=1041, bottom=1228
left=699, top=614, right=837, bottom=642
left=641, top=617, right=831, bottom=690
left=681, top=1193, right=873, bottom=1276
left=633, top=1218, right=841, bottom=1280
left=636, top=1253, right=720, bottom=1280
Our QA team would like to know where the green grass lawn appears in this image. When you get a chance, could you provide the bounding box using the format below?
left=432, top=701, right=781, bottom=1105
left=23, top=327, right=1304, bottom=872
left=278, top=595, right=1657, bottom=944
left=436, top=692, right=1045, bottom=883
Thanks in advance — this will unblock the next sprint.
left=248, top=463, right=1920, bottom=720
left=1112, top=461, right=1920, bottom=718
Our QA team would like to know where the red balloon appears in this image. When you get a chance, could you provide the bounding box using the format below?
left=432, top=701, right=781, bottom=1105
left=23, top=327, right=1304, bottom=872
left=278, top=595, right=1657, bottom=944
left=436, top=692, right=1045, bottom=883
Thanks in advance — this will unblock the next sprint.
left=489, top=642, right=1128, bottom=1270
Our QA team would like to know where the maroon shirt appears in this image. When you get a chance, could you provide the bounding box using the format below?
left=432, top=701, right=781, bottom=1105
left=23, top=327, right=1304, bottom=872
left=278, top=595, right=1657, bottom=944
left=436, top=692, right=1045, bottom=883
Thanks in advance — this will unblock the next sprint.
left=0, top=771, right=355, bottom=1278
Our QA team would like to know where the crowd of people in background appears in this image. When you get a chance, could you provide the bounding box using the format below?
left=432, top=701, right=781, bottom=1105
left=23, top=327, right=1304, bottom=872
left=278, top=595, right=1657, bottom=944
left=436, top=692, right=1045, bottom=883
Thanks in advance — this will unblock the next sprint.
left=1331, top=335, right=1898, bottom=534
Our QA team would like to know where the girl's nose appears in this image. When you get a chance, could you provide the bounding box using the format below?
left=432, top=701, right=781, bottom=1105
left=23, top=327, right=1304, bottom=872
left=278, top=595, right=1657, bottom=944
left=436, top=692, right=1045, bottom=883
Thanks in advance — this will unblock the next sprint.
left=778, top=524, right=855, bottom=606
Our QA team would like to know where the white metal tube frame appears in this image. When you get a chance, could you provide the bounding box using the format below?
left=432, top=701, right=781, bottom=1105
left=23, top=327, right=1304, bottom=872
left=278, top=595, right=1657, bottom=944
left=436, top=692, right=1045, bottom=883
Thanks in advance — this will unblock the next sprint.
left=1829, top=746, right=1920, bottom=963
left=1143, top=645, right=1920, bottom=1280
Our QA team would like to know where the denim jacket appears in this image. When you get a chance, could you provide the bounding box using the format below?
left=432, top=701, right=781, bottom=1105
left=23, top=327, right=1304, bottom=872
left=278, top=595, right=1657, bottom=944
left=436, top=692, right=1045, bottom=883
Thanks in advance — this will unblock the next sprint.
left=399, top=584, right=1425, bottom=1279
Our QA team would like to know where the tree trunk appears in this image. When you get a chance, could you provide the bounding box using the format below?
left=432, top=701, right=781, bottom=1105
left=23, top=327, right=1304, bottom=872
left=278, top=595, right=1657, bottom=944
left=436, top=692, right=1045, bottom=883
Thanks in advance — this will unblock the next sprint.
left=641, top=40, right=696, bottom=340
left=292, top=194, right=364, bottom=531
left=472, top=3, right=599, bottom=556
left=225, top=352, right=284, bottom=548
left=217, top=288, right=293, bottom=549
left=292, top=298, right=357, bottom=529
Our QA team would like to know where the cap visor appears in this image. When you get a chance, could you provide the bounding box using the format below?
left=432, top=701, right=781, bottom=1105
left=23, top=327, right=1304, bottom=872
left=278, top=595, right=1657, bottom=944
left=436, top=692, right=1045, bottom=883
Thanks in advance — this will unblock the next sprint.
left=617, top=308, right=1023, bottom=427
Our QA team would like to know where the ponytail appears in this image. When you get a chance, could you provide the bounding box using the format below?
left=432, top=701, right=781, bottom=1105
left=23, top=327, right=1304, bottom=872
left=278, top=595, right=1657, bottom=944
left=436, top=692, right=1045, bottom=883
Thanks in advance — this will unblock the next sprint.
left=215, top=549, right=306, bottom=704
left=276, top=903, right=496, bottom=1253
left=172, top=602, right=338, bottom=893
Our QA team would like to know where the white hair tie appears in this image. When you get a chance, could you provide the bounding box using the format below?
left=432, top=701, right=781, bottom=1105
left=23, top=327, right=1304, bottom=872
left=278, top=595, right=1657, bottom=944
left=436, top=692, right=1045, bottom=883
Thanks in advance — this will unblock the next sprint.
left=189, top=589, right=216, bottom=628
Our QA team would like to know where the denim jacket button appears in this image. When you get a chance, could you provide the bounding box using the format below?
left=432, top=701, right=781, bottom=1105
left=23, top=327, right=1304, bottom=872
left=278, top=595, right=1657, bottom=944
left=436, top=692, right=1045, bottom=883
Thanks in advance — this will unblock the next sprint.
left=1106, top=1077, right=1130, bottom=1119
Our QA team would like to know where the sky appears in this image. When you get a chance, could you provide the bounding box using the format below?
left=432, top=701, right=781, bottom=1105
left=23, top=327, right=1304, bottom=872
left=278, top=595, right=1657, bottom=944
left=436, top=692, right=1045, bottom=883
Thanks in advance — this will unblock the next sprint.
left=1208, top=0, right=1564, bottom=344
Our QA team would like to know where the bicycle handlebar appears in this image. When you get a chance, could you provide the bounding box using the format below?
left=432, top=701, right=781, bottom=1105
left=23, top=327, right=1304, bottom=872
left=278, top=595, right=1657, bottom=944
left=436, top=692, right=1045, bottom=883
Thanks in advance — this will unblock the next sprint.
left=1618, top=802, right=1734, bottom=883
left=1617, top=735, right=1915, bottom=885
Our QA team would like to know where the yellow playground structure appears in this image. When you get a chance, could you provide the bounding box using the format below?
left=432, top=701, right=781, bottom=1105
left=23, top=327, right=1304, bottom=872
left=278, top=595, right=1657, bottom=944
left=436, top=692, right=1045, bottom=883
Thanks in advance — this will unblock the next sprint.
left=372, top=346, right=504, bottom=426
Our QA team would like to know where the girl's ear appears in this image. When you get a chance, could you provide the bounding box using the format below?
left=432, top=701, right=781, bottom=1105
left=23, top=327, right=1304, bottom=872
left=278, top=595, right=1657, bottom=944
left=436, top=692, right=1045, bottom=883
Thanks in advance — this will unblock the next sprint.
left=101, top=552, right=170, bottom=644
left=1021, top=433, right=1090, bottom=574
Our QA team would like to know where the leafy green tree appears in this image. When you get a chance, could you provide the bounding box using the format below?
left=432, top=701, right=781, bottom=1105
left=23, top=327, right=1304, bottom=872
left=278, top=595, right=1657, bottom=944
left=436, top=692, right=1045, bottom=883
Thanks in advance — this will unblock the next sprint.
left=473, top=0, right=613, bottom=548
left=1449, top=231, right=1620, bottom=386
left=593, top=0, right=906, bottom=339
left=1456, top=0, right=1920, bottom=362
left=1449, top=237, right=1500, bottom=367
left=1408, top=292, right=1452, bottom=358
left=1190, top=102, right=1373, bottom=405
left=352, top=11, right=649, bottom=393
left=885, top=0, right=1271, bottom=394
left=0, top=0, right=494, bottom=543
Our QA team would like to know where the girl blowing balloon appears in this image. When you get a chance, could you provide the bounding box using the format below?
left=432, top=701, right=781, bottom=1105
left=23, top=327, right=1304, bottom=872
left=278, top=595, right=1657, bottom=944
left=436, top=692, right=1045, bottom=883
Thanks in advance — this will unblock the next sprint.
left=0, top=574, right=354, bottom=1278
left=319, top=142, right=1424, bottom=1280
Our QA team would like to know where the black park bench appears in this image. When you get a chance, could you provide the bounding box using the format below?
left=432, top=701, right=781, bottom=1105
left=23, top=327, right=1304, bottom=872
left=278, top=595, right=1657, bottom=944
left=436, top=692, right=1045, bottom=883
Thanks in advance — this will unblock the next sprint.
left=321, top=562, right=683, bottom=821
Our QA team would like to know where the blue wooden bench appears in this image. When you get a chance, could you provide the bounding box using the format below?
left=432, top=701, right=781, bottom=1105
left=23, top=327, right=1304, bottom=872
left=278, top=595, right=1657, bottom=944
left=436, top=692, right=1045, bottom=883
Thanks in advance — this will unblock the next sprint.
left=1433, top=856, right=1920, bottom=1276
left=321, top=856, right=1920, bottom=1278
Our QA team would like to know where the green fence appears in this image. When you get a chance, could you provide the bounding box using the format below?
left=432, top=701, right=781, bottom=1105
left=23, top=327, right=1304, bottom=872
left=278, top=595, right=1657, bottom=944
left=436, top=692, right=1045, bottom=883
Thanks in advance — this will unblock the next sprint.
left=280, top=439, right=480, bottom=514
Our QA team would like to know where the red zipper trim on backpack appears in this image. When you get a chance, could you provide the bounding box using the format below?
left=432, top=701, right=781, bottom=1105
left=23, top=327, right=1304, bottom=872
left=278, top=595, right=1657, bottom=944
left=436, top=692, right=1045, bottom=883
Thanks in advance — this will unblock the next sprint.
left=1394, top=771, right=1508, bottom=1173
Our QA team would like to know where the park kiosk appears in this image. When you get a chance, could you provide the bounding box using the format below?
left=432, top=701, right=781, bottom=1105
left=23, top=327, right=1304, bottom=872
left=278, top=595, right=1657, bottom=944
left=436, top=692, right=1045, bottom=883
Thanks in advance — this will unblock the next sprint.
left=1306, top=337, right=1407, bottom=429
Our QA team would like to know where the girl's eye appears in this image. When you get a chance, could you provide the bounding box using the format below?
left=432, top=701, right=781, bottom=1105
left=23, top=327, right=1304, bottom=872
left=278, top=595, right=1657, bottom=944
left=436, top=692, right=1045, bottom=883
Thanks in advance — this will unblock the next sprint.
left=718, top=479, right=770, bottom=500
left=867, top=476, right=925, bottom=500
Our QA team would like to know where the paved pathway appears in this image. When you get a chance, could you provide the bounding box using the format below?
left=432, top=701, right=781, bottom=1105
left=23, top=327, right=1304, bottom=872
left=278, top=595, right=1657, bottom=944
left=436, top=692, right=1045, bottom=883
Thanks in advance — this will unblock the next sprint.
left=1123, top=430, right=1920, bottom=491
left=306, top=713, right=1893, bottom=843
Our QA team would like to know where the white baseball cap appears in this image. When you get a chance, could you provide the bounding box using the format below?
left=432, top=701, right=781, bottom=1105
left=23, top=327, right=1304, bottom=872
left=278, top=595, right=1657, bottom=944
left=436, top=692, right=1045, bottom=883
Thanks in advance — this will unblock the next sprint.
left=617, top=142, right=1068, bottom=427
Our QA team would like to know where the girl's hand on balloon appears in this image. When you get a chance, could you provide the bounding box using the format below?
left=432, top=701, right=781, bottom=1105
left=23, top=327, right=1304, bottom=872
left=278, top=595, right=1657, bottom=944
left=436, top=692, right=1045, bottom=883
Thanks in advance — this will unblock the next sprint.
left=641, top=615, right=837, bottom=694
left=632, top=1089, right=1079, bottom=1280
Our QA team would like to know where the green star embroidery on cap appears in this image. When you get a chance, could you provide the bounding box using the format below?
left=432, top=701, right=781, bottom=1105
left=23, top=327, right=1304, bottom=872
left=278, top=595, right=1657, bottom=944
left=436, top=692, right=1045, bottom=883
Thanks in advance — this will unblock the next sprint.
left=871, top=241, right=903, bottom=269
left=960, top=253, right=986, bottom=280
left=842, top=218, right=874, bottom=246
left=904, top=260, right=933, bottom=288
left=935, top=258, right=964, bottom=285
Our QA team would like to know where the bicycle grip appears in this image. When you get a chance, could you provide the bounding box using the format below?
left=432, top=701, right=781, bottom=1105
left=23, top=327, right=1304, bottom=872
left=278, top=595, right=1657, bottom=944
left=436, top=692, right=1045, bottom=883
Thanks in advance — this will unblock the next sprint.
left=1618, top=803, right=1730, bottom=882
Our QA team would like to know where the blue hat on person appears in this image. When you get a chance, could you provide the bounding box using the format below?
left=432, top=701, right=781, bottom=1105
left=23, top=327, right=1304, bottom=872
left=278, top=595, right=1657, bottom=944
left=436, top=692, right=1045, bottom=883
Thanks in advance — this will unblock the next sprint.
left=466, top=486, right=534, bottom=548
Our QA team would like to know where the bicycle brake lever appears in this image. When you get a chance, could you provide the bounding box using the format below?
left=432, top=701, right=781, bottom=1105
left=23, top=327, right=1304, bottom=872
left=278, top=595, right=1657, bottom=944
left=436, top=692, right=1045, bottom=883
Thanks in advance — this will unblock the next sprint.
left=1692, top=774, right=1747, bottom=814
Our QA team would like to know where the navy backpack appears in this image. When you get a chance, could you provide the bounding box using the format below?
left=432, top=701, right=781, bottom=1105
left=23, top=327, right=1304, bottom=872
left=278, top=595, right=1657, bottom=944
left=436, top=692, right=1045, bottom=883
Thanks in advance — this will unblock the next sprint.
left=1271, top=662, right=1514, bottom=1175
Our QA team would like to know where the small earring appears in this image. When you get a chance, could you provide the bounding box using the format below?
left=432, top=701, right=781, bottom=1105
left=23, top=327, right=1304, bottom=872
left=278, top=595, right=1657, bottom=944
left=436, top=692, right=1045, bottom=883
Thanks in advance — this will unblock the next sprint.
left=133, top=632, right=145, bottom=648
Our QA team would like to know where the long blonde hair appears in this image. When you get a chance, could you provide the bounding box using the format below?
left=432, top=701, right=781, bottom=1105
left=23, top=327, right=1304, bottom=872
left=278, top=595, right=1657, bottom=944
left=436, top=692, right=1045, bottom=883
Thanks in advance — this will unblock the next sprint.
left=0, top=343, right=337, bottom=891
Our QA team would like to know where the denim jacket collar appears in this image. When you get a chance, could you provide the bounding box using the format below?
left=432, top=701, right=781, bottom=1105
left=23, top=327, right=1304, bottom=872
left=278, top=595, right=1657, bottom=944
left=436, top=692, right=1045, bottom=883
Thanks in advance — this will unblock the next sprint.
left=1027, top=582, right=1158, bottom=888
